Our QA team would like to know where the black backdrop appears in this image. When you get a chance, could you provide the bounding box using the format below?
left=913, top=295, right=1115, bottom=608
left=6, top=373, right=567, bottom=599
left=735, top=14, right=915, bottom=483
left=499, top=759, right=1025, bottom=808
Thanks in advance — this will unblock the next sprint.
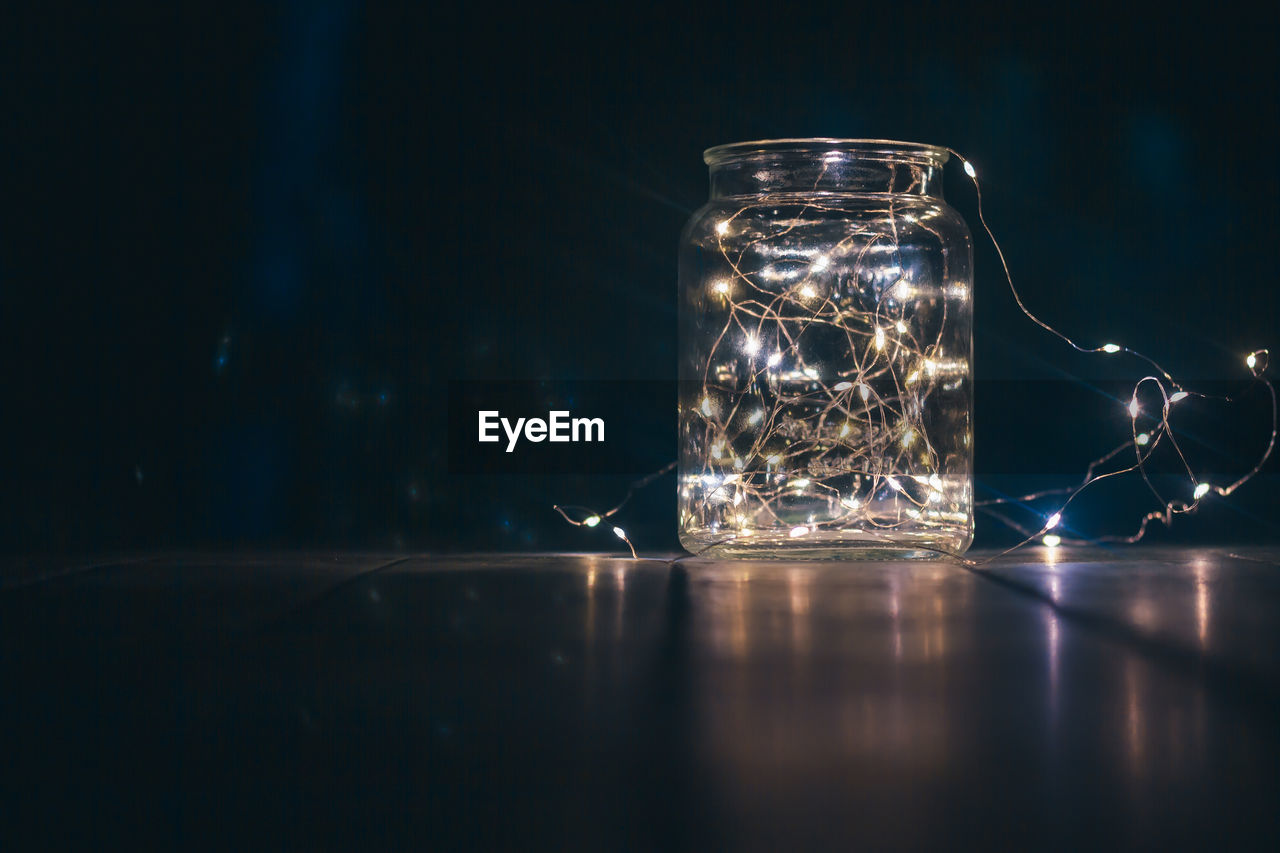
left=3, top=1, right=1277, bottom=554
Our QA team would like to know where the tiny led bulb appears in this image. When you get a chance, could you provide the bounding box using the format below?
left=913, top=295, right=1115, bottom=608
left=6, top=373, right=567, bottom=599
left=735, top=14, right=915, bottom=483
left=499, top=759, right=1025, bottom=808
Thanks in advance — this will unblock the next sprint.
left=789, top=526, right=810, bottom=538
left=584, top=515, right=601, bottom=528
left=716, top=220, right=730, bottom=236
left=713, top=279, right=729, bottom=294
left=874, top=327, right=886, bottom=350
left=1046, top=512, right=1061, bottom=529
left=1127, top=398, right=1140, bottom=418
left=1103, top=344, right=1121, bottom=353
left=743, top=335, right=761, bottom=356
left=700, top=397, right=713, bottom=416
left=1247, top=352, right=1258, bottom=369
left=963, top=161, right=976, bottom=178
left=612, top=526, right=627, bottom=540
left=1042, top=534, right=1061, bottom=548
left=1193, top=483, right=1211, bottom=500
left=1136, top=432, right=1150, bottom=446
left=1169, top=391, right=1189, bottom=403
left=767, top=351, right=783, bottom=367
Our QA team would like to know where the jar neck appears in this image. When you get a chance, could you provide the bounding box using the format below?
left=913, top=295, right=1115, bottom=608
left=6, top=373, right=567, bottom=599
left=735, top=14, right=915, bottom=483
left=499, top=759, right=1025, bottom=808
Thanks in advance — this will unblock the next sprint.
left=705, top=140, right=948, bottom=199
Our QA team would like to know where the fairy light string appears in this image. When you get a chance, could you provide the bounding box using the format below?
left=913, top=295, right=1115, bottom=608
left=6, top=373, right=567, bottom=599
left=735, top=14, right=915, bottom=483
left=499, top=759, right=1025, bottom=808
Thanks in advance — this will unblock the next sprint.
left=554, top=148, right=1276, bottom=566
left=553, top=461, right=676, bottom=559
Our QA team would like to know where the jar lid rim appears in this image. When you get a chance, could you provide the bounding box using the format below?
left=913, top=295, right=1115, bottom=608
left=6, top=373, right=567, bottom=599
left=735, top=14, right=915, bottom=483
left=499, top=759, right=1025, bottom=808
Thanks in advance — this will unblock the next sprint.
left=704, top=138, right=950, bottom=166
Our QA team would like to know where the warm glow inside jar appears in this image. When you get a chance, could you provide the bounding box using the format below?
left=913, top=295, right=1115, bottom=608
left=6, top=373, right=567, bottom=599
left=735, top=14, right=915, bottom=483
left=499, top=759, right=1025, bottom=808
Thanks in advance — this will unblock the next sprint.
left=678, top=139, right=974, bottom=558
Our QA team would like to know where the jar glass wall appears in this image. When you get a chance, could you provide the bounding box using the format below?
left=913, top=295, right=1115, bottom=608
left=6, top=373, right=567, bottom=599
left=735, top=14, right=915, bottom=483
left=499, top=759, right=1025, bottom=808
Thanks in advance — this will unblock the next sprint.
left=678, top=139, right=974, bottom=558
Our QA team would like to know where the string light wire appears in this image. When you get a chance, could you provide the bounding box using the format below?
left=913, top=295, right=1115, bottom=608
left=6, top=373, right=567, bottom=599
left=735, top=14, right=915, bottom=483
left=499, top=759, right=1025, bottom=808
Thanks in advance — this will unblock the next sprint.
left=553, top=149, right=1276, bottom=565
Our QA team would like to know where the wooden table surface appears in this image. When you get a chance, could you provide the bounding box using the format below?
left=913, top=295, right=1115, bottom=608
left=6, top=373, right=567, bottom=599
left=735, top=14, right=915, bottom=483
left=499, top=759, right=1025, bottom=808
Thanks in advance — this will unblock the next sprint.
left=3, top=548, right=1278, bottom=850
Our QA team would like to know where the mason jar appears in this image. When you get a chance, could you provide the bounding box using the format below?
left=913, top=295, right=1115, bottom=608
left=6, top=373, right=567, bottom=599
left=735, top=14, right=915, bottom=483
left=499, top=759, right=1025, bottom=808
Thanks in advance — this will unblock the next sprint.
left=678, top=139, right=973, bottom=558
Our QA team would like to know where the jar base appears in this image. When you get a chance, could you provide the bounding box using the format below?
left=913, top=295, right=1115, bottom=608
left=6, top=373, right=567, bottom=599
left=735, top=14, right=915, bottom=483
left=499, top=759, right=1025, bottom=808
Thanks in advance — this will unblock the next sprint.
left=679, top=528, right=972, bottom=561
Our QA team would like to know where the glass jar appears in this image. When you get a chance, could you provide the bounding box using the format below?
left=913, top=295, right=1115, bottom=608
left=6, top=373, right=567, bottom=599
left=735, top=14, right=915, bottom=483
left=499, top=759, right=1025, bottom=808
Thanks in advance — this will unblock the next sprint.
left=678, top=139, right=973, bottom=558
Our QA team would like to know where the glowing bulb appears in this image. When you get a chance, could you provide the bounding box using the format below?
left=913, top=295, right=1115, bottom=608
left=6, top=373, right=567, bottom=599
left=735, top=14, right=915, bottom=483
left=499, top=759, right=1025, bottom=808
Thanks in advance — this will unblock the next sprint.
left=799, top=284, right=817, bottom=299
left=700, top=397, right=713, bottom=416
left=1127, top=398, right=1140, bottom=418
left=874, top=327, right=886, bottom=350
left=1193, top=482, right=1211, bottom=500
left=1046, top=512, right=1061, bottom=529
left=744, top=335, right=761, bottom=356
left=1042, top=534, right=1061, bottom=548
left=789, top=526, right=810, bottom=538
left=839, top=421, right=851, bottom=438
left=789, top=478, right=811, bottom=489
left=885, top=476, right=902, bottom=492
left=1169, top=391, right=1188, bottom=403
left=715, top=220, right=730, bottom=236
left=711, top=442, right=725, bottom=458
left=858, top=383, right=872, bottom=401
left=748, top=410, right=763, bottom=425
left=929, top=474, right=943, bottom=490
left=901, top=428, right=916, bottom=448
left=612, top=526, right=627, bottom=540
left=895, top=320, right=907, bottom=334
left=811, top=255, right=830, bottom=271
left=963, top=160, right=976, bottom=179
left=584, top=515, right=601, bottom=528
left=1247, top=352, right=1257, bottom=369
left=1136, top=432, right=1150, bottom=446
left=832, top=381, right=853, bottom=391
left=712, top=279, right=729, bottom=295
left=733, top=457, right=745, bottom=469
left=766, top=351, right=782, bottom=367
left=766, top=454, right=781, bottom=466
left=841, top=496, right=860, bottom=510
left=1103, top=344, right=1121, bottom=354
left=892, top=280, right=912, bottom=300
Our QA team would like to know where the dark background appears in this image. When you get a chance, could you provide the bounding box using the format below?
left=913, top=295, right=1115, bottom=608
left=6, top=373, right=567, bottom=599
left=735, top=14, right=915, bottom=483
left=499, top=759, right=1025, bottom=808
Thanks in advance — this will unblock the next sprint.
left=3, top=0, right=1277, bottom=555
